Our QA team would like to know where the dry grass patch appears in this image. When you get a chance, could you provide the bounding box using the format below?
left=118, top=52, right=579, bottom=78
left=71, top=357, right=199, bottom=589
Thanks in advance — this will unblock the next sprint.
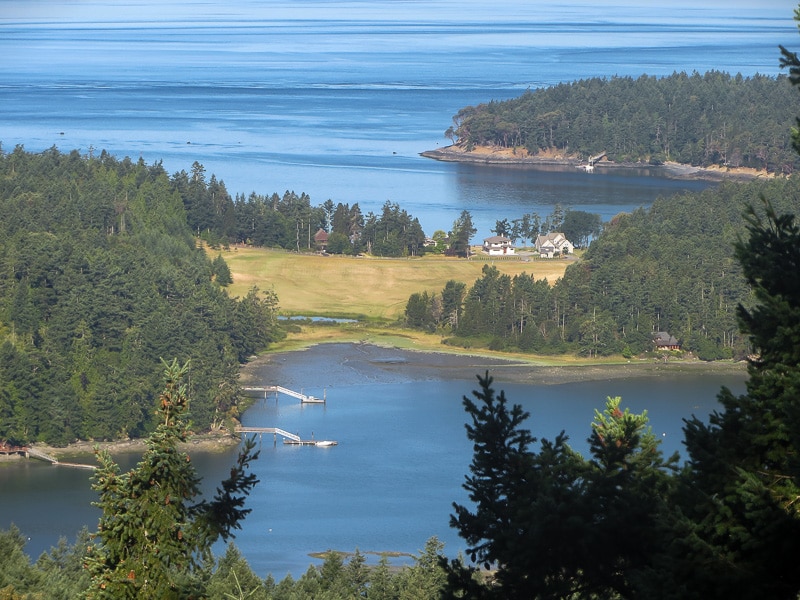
left=212, top=246, right=571, bottom=320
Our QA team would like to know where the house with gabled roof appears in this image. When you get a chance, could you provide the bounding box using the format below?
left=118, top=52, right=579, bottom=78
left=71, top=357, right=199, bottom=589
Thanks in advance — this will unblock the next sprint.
left=535, top=232, right=574, bottom=258
left=483, top=235, right=515, bottom=256
left=313, top=228, right=329, bottom=252
left=653, top=331, right=681, bottom=351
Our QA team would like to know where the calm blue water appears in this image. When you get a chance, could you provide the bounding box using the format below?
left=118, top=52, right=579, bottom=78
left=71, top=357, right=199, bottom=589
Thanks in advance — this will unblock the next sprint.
left=0, top=0, right=783, bottom=578
left=0, top=0, right=795, bottom=237
left=1, top=344, right=747, bottom=578
left=228, top=347, right=746, bottom=577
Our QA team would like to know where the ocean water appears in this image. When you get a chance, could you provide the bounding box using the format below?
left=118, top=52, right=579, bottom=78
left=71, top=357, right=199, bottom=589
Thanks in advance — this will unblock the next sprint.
left=0, top=0, right=787, bottom=578
left=1, top=0, right=796, bottom=237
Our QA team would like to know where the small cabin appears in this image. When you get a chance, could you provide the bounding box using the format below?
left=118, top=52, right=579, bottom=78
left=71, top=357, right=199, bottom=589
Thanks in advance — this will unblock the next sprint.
left=653, top=331, right=681, bottom=351
left=313, top=228, right=329, bottom=252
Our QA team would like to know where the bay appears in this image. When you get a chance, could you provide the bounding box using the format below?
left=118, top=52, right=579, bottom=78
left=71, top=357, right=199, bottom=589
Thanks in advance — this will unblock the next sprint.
left=1, top=344, right=747, bottom=578
left=226, top=344, right=747, bottom=577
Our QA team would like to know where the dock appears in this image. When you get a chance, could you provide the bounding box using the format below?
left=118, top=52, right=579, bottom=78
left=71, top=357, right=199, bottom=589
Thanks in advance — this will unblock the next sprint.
left=236, top=384, right=335, bottom=446
left=13, top=446, right=97, bottom=470
left=234, top=426, right=336, bottom=447
left=242, top=385, right=326, bottom=404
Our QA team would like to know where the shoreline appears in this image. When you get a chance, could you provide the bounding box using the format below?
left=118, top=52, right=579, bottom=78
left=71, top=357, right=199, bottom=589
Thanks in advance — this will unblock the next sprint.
left=241, top=339, right=748, bottom=389
left=0, top=431, right=241, bottom=463
left=4, top=339, right=748, bottom=462
left=420, top=145, right=775, bottom=182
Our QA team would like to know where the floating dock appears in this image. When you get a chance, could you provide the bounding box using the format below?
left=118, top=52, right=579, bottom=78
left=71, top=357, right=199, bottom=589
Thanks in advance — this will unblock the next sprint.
left=12, top=446, right=97, bottom=469
left=242, top=385, right=326, bottom=404
left=234, top=426, right=337, bottom=447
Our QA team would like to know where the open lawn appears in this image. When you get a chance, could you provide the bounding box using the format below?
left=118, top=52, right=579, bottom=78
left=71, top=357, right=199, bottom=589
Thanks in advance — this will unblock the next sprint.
left=213, top=246, right=572, bottom=321
left=212, top=246, right=743, bottom=371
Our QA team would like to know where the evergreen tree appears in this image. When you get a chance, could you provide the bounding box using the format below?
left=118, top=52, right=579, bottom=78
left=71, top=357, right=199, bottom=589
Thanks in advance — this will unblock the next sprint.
left=397, top=538, right=447, bottom=600
left=211, top=254, right=233, bottom=286
left=0, top=525, right=43, bottom=598
left=366, top=555, right=397, bottom=600
left=404, top=291, right=435, bottom=331
left=447, top=374, right=676, bottom=599
left=317, top=551, right=347, bottom=598
left=33, top=529, right=94, bottom=599
left=449, top=211, right=476, bottom=257
left=678, top=199, right=800, bottom=599
left=206, top=544, right=268, bottom=600
left=671, top=18, right=800, bottom=597
left=83, top=360, right=259, bottom=599
left=560, top=209, right=602, bottom=248
left=293, top=565, right=322, bottom=599
left=440, top=280, right=466, bottom=331
left=345, top=549, right=369, bottom=599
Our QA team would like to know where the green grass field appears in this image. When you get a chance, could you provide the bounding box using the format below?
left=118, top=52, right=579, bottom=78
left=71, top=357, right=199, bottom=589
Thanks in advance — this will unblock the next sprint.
left=214, top=246, right=571, bottom=321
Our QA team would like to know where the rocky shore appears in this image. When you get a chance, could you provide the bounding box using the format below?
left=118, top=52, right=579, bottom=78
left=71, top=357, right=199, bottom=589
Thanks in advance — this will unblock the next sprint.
left=420, top=145, right=774, bottom=182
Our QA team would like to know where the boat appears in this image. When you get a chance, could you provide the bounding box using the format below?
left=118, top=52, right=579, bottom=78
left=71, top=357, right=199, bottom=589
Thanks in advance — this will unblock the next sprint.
left=282, top=439, right=338, bottom=447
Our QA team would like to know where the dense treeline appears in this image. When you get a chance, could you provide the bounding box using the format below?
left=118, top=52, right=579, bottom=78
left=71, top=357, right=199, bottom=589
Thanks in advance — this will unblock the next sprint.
left=0, top=526, right=454, bottom=600
left=447, top=71, right=800, bottom=172
left=0, top=146, right=283, bottom=445
left=234, top=195, right=427, bottom=257
left=183, top=163, right=428, bottom=257
left=406, top=175, right=800, bottom=359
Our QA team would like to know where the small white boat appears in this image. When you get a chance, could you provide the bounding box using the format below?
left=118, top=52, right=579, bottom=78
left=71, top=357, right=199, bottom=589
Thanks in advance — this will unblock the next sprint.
left=315, top=440, right=338, bottom=447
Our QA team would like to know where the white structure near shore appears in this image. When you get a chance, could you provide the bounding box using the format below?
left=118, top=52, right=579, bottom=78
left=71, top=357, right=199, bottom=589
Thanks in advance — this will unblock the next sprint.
left=535, top=232, right=574, bottom=258
left=482, top=235, right=515, bottom=255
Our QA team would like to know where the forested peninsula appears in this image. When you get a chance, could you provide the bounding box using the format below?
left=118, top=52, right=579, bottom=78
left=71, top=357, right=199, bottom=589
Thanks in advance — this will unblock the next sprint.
left=405, top=175, right=800, bottom=359
left=423, top=71, right=799, bottom=175
left=0, top=147, right=284, bottom=446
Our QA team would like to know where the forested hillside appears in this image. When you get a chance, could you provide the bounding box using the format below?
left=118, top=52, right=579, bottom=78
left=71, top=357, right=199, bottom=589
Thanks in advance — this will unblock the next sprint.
left=230, top=196, right=427, bottom=257
left=406, top=175, right=800, bottom=359
left=0, top=146, right=283, bottom=445
left=446, top=71, right=799, bottom=172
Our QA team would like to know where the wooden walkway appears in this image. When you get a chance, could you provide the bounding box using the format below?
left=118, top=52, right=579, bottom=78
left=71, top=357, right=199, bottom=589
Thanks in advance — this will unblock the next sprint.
left=237, top=384, right=335, bottom=446
left=235, top=426, right=301, bottom=442
left=234, top=426, right=337, bottom=447
left=242, top=385, right=325, bottom=404
left=23, top=446, right=97, bottom=470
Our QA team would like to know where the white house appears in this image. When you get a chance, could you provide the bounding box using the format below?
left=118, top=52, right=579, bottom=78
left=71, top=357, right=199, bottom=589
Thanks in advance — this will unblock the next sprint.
left=535, top=232, right=574, bottom=258
left=482, top=235, right=515, bottom=256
